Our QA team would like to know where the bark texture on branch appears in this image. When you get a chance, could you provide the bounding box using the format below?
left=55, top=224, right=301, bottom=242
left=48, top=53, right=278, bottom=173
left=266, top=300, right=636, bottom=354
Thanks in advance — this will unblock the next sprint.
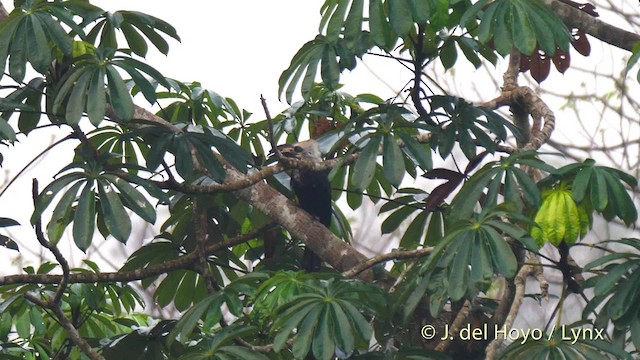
left=547, top=0, right=640, bottom=52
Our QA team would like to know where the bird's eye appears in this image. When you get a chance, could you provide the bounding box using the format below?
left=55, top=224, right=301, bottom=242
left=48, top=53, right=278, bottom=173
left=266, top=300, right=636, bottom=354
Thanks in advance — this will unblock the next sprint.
left=294, top=146, right=304, bottom=152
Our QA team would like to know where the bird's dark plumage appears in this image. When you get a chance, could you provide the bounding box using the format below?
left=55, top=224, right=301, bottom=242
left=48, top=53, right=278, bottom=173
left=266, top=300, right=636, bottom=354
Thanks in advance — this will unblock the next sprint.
left=278, top=140, right=331, bottom=271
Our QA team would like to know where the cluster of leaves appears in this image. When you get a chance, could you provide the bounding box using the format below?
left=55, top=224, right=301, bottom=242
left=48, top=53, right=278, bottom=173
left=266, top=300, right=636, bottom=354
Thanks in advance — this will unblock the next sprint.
left=280, top=0, right=570, bottom=103
left=0, top=261, right=144, bottom=359
left=583, top=238, right=640, bottom=352
left=533, top=159, right=638, bottom=246
left=500, top=328, right=632, bottom=360
left=0, top=0, right=639, bottom=359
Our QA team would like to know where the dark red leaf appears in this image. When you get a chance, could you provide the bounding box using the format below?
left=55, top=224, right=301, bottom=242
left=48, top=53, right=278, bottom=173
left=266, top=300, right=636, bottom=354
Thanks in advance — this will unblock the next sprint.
left=464, top=151, right=490, bottom=175
left=552, top=48, right=571, bottom=73
left=530, top=51, right=550, bottom=83
left=558, top=0, right=598, bottom=16
left=424, top=180, right=462, bottom=211
left=572, top=29, right=591, bottom=56
left=422, top=168, right=465, bottom=181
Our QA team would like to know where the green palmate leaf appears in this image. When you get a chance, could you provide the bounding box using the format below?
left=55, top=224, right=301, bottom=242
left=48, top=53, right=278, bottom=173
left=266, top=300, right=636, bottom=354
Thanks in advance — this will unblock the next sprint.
left=331, top=302, right=354, bottom=354
left=207, top=129, right=254, bottom=173
left=460, top=0, right=490, bottom=28
left=449, top=165, right=501, bottom=219
left=0, top=218, right=19, bottom=228
left=400, top=211, right=428, bottom=248
left=32, top=173, right=85, bottom=224
left=601, top=171, right=637, bottom=226
left=606, top=268, right=640, bottom=321
left=120, top=22, right=147, bottom=57
left=18, top=78, right=45, bottom=134
left=97, top=178, right=131, bottom=243
left=25, top=16, right=49, bottom=73
left=381, top=205, right=417, bottom=234
left=312, top=307, right=334, bottom=360
left=343, top=0, right=364, bottom=46
left=0, top=116, right=15, bottom=141
left=52, top=67, right=87, bottom=115
left=448, top=240, right=471, bottom=300
left=35, top=11, right=73, bottom=54
left=105, top=175, right=156, bottom=223
left=590, top=169, right=608, bottom=211
left=321, top=45, right=340, bottom=90
left=440, top=40, right=458, bottom=70
left=174, top=271, right=198, bottom=311
left=0, top=4, right=71, bottom=79
left=47, top=182, right=83, bottom=244
left=398, top=132, right=432, bottom=170
left=155, top=270, right=187, bottom=307
left=476, top=1, right=498, bottom=44
left=168, top=294, right=221, bottom=346
left=488, top=2, right=512, bottom=56
left=73, top=184, right=96, bottom=252
left=369, top=0, right=393, bottom=49
left=8, top=20, right=27, bottom=82
left=526, top=4, right=555, bottom=55
left=324, top=0, right=349, bottom=42
left=86, top=68, right=107, bottom=126
left=279, top=38, right=325, bottom=103
left=382, top=134, right=405, bottom=187
left=470, top=234, right=493, bottom=285
left=105, top=65, right=134, bottom=121
left=351, top=136, right=381, bottom=190
left=593, top=261, right=637, bottom=298
left=191, top=136, right=225, bottom=182
left=457, top=37, right=482, bottom=68
left=484, top=227, right=517, bottom=277
left=510, top=2, right=536, bottom=55
left=65, top=68, right=93, bottom=125
left=388, top=0, right=413, bottom=38
left=292, top=304, right=322, bottom=359
left=408, top=0, right=431, bottom=24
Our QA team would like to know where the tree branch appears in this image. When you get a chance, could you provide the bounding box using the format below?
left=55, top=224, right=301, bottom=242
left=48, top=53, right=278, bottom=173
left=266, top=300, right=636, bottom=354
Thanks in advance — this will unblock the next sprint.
left=0, top=224, right=271, bottom=286
left=342, top=247, right=433, bottom=278
left=547, top=0, right=640, bottom=52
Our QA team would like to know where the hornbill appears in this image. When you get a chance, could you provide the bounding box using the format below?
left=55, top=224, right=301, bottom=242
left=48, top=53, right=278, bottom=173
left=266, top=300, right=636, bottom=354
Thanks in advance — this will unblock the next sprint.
left=277, top=140, right=331, bottom=272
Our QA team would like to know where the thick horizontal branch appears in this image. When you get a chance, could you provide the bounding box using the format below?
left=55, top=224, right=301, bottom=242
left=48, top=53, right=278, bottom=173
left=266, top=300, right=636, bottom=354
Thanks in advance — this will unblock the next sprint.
left=0, top=225, right=269, bottom=286
left=547, top=0, right=640, bottom=52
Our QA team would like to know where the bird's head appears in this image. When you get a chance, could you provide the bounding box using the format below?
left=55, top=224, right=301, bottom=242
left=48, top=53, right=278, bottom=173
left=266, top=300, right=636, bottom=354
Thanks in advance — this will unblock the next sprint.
left=277, top=139, right=322, bottom=162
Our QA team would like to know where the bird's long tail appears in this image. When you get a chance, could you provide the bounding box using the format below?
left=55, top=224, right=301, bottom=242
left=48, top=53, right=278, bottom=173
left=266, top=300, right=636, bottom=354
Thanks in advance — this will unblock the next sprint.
left=302, top=248, right=321, bottom=272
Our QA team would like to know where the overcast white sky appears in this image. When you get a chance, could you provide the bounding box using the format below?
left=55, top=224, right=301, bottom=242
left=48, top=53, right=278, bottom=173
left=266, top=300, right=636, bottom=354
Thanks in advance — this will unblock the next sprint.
left=94, top=1, right=333, bottom=114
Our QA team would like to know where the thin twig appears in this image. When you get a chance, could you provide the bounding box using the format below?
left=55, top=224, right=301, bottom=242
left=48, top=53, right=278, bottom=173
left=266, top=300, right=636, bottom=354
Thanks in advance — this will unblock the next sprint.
left=261, top=95, right=281, bottom=159
left=435, top=300, right=471, bottom=352
left=343, top=247, right=433, bottom=278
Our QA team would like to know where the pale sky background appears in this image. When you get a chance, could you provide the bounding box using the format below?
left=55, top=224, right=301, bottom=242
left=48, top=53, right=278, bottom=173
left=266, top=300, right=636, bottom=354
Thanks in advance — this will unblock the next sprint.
left=1, top=0, right=639, bottom=326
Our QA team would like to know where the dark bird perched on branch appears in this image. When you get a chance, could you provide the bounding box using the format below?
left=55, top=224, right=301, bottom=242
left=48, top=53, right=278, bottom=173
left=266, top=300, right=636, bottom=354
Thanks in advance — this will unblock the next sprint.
left=278, top=140, right=331, bottom=272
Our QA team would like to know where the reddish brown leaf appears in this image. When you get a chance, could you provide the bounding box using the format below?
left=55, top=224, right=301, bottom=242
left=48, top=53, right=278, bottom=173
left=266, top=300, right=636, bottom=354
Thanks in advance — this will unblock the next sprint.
left=424, top=180, right=463, bottom=211
left=552, top=48, right=571, bottom=73
left=464, top=151, right=490, bottom=175
left=572, top=29, right=591, bottom=56
left=530, top=51, right=550, bottom=83
left=422, top=168, right=465, bottom=181
left=558, top=0, right=599, bottom=16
